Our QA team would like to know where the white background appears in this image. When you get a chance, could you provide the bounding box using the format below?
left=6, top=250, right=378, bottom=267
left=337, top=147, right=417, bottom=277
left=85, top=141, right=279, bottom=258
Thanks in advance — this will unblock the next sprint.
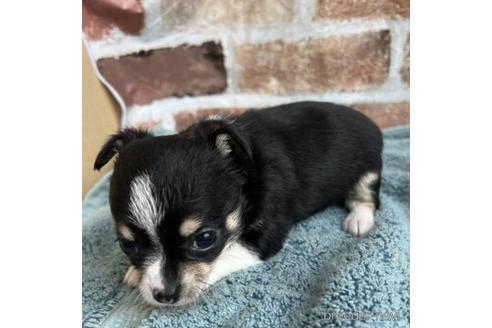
left=0, top=1, right=491, bottom=326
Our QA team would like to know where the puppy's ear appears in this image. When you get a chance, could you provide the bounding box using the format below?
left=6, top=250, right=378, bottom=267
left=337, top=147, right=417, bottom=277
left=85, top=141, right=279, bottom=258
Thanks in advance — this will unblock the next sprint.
left=214, top=129, right=254, bottom=170
left=94, top=128, right=151, bottom=171
left=192, top=119, right=254, bottom=169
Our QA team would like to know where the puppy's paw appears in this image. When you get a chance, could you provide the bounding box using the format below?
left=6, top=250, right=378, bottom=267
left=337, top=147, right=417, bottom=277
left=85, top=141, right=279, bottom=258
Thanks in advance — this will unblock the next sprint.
left=123, top=265, right=141, bottom=288
left=343, top=211, right=374, bottom=237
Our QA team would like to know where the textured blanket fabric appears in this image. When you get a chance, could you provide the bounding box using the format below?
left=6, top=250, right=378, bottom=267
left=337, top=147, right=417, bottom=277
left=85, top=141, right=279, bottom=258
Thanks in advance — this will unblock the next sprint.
left=83, top=126, right=409, bottom=328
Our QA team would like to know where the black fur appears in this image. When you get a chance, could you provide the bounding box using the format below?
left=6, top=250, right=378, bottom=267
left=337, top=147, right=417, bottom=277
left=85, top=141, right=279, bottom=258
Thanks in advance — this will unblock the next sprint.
left=95, top=101, right=382, bottom=302
left=94, top=129, right=152, bottom=171
left=224, top=102, right=382, bottom=258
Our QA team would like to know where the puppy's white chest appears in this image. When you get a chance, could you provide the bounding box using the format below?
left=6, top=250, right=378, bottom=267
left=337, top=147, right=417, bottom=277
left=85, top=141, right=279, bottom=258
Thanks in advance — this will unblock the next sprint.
left=206, top=242, right=262, bottom=285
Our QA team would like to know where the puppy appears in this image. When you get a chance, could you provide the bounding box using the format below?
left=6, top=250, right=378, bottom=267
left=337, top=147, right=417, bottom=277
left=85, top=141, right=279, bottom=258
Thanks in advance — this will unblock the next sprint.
left=94, top=101, right=383, bottom=307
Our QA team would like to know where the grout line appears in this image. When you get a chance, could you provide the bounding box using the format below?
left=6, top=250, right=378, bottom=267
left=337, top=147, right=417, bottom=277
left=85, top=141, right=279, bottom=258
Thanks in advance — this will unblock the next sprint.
left=384, top=20, right=410, bottom=91
left=123, top=90, right=410, bottom=129
left=88, top=18, right=406, bottom=60
left=222, top=35, right=238, bottom=94
left=143, top=0, right=165, bottom=36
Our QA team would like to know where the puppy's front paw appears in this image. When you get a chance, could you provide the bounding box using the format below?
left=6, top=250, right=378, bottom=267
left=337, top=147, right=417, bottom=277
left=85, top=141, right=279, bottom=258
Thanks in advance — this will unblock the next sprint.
left=123, top=265, right=141, bottom=288
left=343, top=211, right=374, bottom=237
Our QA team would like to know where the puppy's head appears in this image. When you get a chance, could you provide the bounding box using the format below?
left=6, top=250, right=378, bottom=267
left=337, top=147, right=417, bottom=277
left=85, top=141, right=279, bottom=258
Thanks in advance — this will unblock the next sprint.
left=94, top=120, right=253, bottom=306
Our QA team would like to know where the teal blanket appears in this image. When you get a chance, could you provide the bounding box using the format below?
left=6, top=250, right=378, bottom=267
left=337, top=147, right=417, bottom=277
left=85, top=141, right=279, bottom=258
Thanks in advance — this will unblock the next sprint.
left=83, top=126, right=409, bottom=328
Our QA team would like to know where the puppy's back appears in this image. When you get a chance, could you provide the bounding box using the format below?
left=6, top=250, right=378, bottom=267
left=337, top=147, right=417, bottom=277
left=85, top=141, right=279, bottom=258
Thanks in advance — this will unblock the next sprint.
left=233, top=101, right=383, bottom=218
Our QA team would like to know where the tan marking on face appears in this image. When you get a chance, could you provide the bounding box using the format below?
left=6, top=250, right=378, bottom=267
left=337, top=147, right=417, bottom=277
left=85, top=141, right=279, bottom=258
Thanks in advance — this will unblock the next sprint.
left=123, top=266, right=141, bottom=288
left=181, top=262, right=211, bottom=285
left=179, top=262, right=212, bottom=304
left=226, top=208, right=241, bottom=231
left=172, top=241, right=261, bottom=306
left=118, top=225, right=135, bottom=241
left=179, top=216, right=202, bottom=237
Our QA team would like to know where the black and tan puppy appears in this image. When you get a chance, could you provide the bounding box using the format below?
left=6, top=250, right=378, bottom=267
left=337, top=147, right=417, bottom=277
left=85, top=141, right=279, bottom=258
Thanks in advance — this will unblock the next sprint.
left=94, top=101, right=383, bottom=307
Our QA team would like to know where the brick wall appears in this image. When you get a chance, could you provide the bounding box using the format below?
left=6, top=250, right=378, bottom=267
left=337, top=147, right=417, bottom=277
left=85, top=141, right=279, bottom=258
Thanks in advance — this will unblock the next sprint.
left=83, top=0, right=410, bottom=131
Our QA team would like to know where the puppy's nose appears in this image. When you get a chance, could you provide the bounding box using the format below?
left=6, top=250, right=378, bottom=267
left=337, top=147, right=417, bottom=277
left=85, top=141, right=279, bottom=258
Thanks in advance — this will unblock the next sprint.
left=152, top=286, right=180, bottom=304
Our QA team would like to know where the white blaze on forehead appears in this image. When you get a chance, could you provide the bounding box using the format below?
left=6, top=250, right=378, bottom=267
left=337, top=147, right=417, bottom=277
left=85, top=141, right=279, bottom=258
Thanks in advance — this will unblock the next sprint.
left=128, top=174, right=162, bottom=236
left=179, top=216, right=202, bottom=237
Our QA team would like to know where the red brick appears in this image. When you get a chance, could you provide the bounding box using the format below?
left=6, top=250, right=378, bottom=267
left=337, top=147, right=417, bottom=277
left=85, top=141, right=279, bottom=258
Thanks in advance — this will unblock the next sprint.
left=236, top=31, right=391, bottom=95
left=97, top=42, right=227, bottom=106
left=315, top=0, right=409, bottom=20
left=82, top=0, right=144, bottom=40
left=131, top=120, right=163, bottom=131
left=352, top=102, right=409, bottom=128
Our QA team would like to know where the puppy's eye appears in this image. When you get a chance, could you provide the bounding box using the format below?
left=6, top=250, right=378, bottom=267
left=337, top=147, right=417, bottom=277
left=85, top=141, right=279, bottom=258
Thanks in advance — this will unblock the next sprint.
left=192, top=230, right=217, bottom=250
left=119, top=239, right=137, bottom=255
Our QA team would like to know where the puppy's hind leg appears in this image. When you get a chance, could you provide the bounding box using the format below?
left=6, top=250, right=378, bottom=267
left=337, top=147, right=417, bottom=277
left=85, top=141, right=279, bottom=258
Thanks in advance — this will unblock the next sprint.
left=343, top=171, right=381, bottom=237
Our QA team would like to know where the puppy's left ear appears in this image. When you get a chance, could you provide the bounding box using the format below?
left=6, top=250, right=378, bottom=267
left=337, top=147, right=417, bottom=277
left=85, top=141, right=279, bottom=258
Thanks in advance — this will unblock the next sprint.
left=94, top=128, right=151, bottom=171
left=214, top=128, right=253, bottom=166
left=192, top=119, right=254, bottom=169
